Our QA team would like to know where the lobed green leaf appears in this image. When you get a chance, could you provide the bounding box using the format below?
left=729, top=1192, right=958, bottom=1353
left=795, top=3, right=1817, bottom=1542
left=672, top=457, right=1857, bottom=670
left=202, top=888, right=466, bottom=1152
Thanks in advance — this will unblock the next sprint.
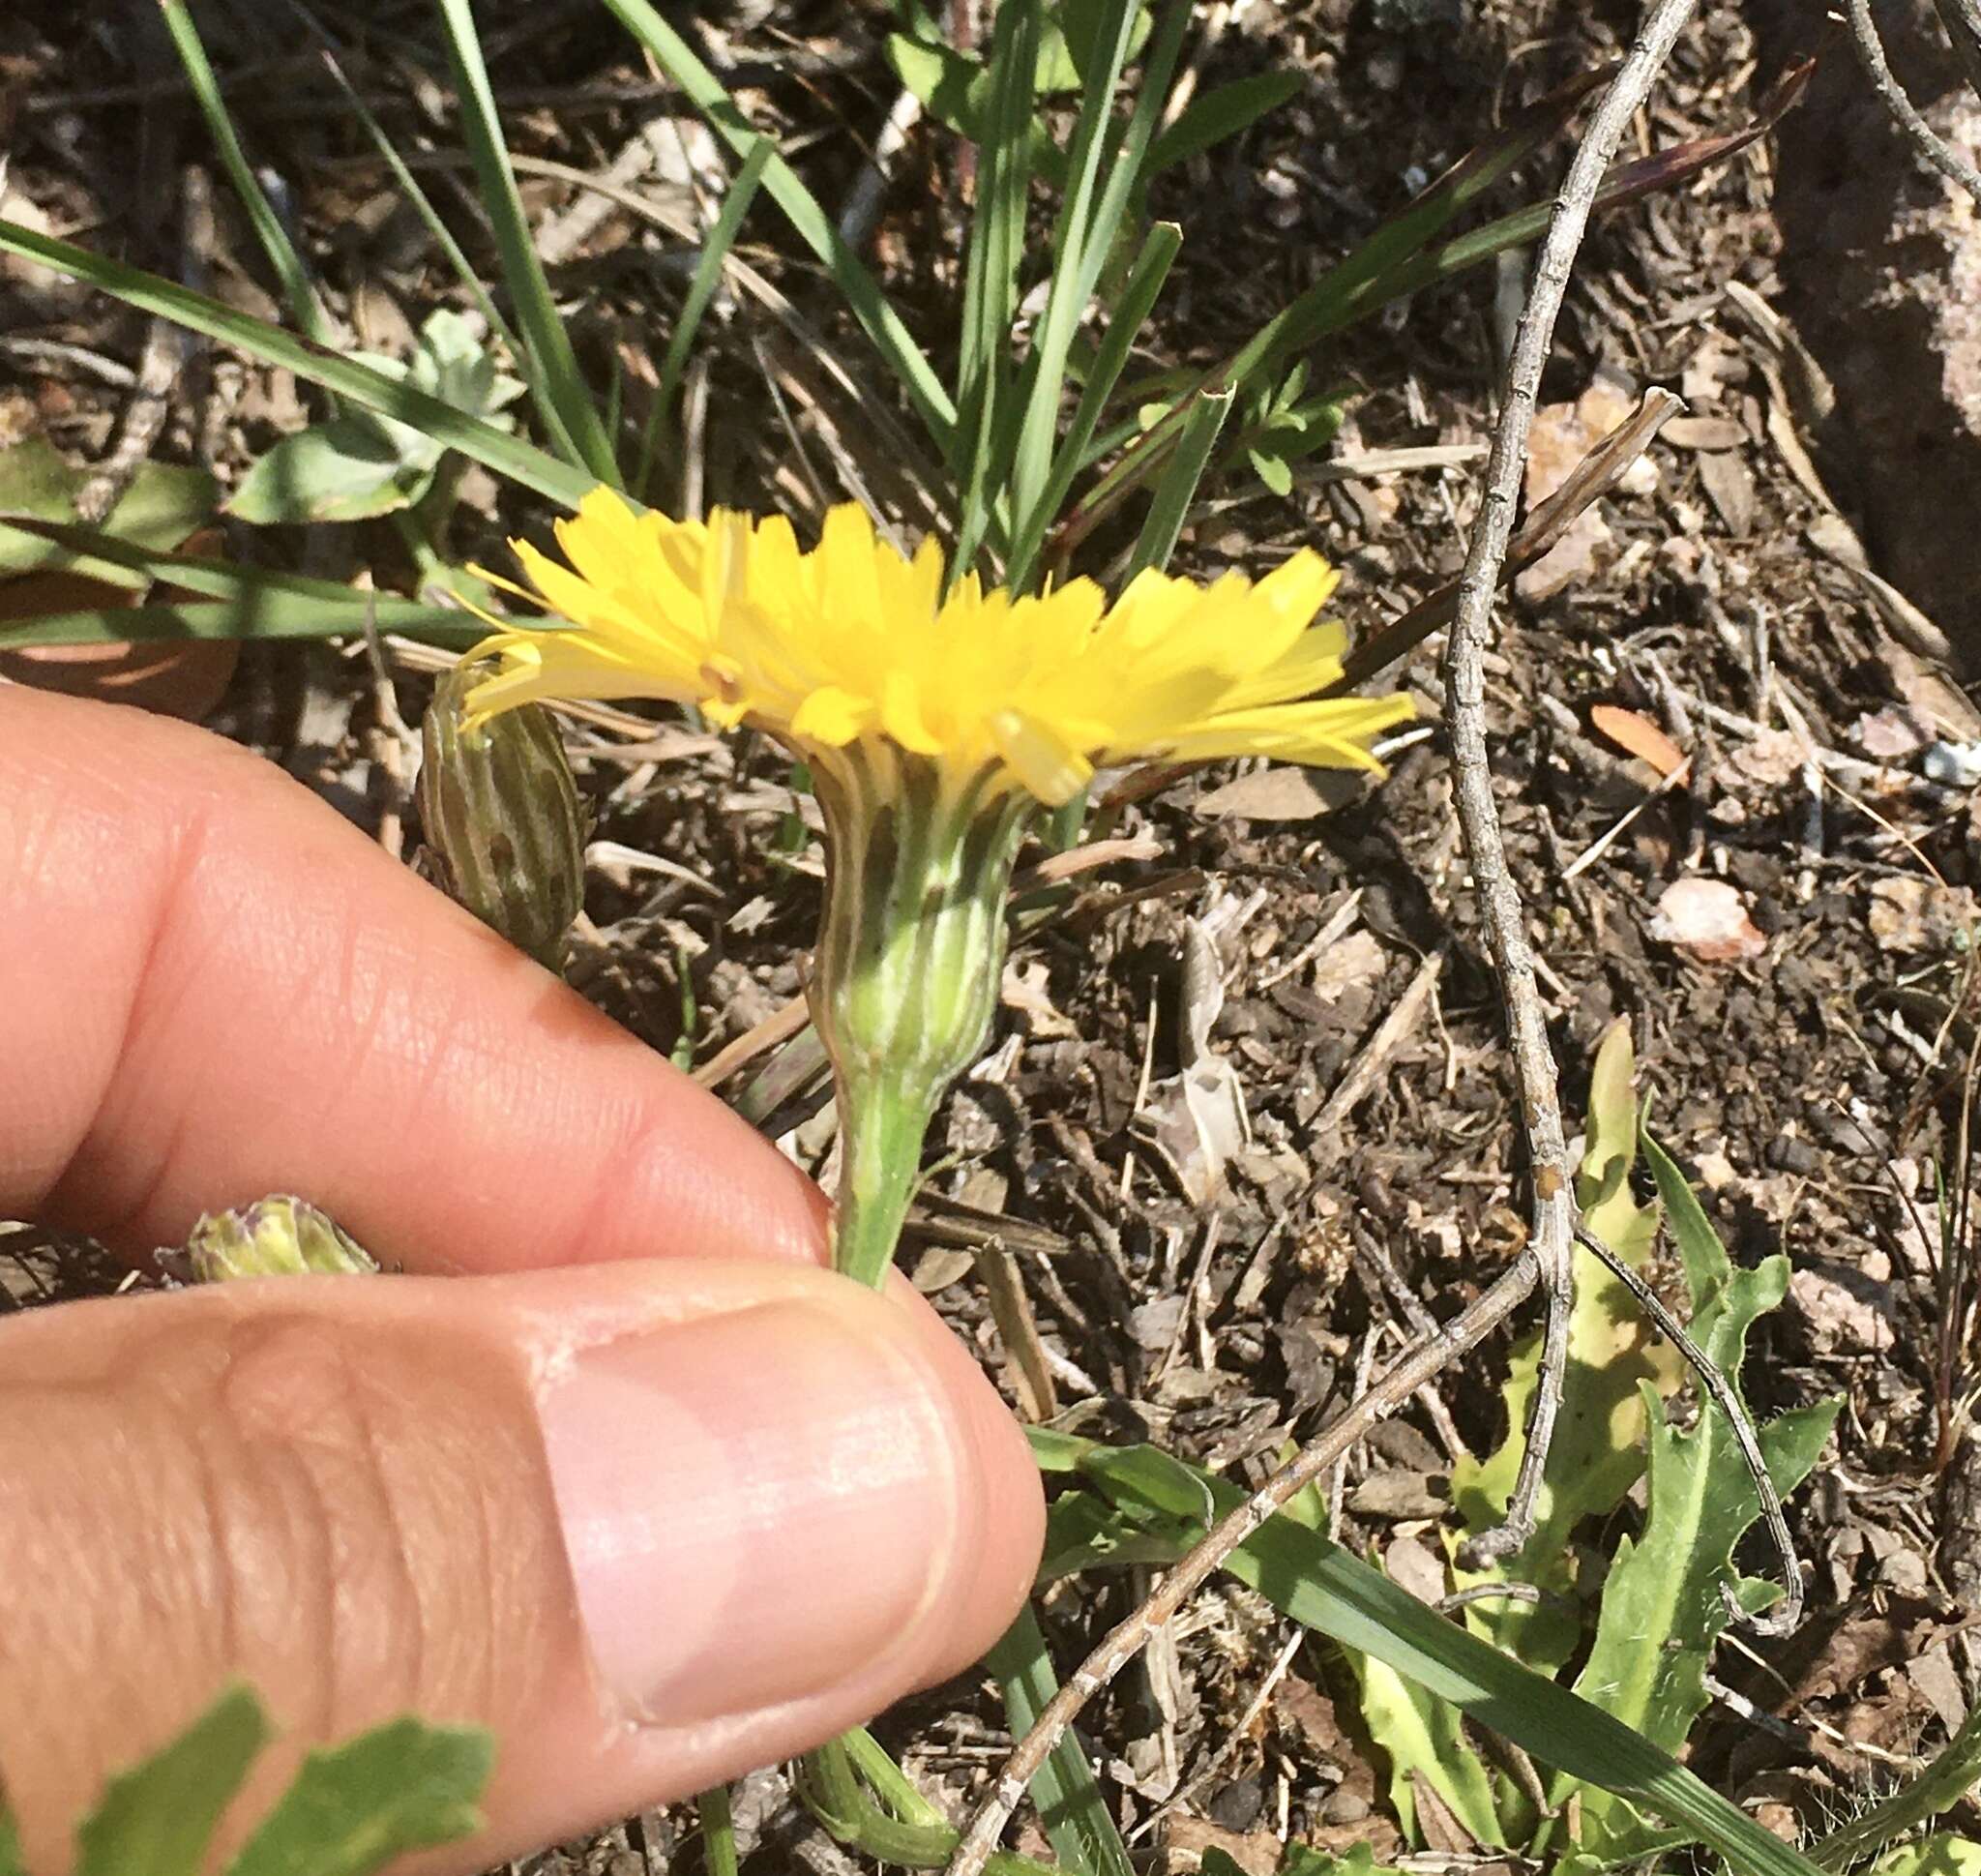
left=74, top=1684, right=270, bottom=1876
left=223, top=1714, right=491, bottom=1876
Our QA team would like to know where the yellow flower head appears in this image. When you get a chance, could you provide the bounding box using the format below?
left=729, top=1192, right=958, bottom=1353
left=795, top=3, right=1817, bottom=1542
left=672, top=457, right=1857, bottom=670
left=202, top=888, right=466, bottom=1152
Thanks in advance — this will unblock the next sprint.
left=463, top=489, right=1411, bottom=805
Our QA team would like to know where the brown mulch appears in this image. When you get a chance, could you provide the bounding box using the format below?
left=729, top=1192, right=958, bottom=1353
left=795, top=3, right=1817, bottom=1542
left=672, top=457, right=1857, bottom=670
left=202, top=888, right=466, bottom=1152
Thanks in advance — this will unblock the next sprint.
left=6, top=1, right=1981, bottom=1870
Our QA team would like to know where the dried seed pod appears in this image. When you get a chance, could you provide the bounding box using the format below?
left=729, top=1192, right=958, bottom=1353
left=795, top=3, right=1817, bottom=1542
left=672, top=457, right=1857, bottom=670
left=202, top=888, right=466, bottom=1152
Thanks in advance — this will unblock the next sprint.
left=184, top=1195, right=378, bottom=1281
left=417, top=659, right=588, bottom=968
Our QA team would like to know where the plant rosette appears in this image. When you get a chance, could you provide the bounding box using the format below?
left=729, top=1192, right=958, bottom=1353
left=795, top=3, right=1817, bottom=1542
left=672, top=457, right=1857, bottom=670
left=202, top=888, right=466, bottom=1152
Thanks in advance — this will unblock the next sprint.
left=461, top=490, right=1411, bottom=1286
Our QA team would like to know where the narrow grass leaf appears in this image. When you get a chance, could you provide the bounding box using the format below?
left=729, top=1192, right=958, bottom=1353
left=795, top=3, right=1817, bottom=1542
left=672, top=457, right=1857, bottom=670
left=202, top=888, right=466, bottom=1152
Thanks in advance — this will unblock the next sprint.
left=596, top=0, right=956, bottom=453
left=0, top=515, right=469, bottom=623
left=645, top=140, right=774, bottom=495
left=696, top=1785, right=740, bottom=1876
left=800, top=1738, right=956, bottom=1865
left=1061, top=0, right=1190, bottom=317
left=1372, top=62, right=1814, bottom=348
left=0, top=594, right=474, bottom=650
left=0, top=1802, right=24, bottom=1876
left=985, top=1606, right=1135, bottom=1876
left=1008, top=0, right=1171, bottom=534
left=1141, top=69, right=1304, bottom=177
left=301, top=30, right=517, bottom=357
left=0, top=517, right=473, bottom=646
left=161, top=0, right=333, bottom=343
left=1220, top=1501, right=1817, bottom=1876
left=1055, top=66, right=1610, bottom=557
left=223, top=1716, right=490, bottom=1876
left=1224, top=65, right=1609, bottom=390
left=1125, top=383, right=1232, bottom=578
left=0, top=221, right=597, bottom=510
left=839, top=1729, right=952, bottom=1833
left=1030, top=1431, right=1829, bottom=1876
left=1005, top=219, right=1178, bottom=592
left=952, top=0, right=1046, bottom=577
left=1813, top=1721, right=1981, bottom=1870
left=435, top=0, right=619, bottom=485
left=74, top=1683, right=270, bottom=1876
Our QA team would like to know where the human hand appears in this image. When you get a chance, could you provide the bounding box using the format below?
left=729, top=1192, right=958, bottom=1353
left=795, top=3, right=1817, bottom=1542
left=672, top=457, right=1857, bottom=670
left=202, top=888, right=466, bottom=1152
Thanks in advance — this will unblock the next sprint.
left=0, top=683, right=1045, bottom=1871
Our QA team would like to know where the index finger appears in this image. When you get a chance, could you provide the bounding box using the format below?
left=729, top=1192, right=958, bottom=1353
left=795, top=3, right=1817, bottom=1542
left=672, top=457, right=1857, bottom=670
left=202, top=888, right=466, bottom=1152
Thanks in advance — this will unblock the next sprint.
left=0, top=684, right=829, bottom=1273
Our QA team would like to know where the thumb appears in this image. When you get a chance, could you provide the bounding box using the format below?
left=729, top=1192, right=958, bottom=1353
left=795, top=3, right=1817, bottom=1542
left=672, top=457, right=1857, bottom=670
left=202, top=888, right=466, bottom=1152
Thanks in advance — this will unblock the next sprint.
left=0, top=1258, right=1043, bottom=1872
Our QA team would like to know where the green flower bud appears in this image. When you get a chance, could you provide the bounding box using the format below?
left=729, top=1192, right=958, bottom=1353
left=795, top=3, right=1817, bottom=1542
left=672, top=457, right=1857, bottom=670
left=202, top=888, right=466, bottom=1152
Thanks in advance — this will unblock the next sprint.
left=184, top=1196, right=378, bottom=1281
left=417, top=659, right=589, bottom=968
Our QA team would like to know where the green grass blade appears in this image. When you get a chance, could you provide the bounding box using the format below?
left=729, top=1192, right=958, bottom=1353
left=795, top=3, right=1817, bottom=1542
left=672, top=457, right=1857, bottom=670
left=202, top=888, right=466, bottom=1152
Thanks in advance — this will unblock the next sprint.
left=434, top=0, right=620, bottom=487
left=1006, top=0, right=1145, bottom=535
left=951, top=0, right=1046, bottom=578
left=1343, top=73, right=1817, bottom=323
left=0, top=517, right=475, bottom=645
left=1141, top=67, right=1303, bottom=177
left=0, top=594, right=473, bottom=650
left=163, top=0, right=454, bottom=582
left=985, top=1606, right=1134, bottom=1876
left=840, top=1729, right=951, bottom=1832
left=1811, top=1706, right=1981, bottom=1870
left=1125, top=383, right=1231, bottom=579
left=644, top=139, right=773, bottom=494
left=0, top=219, right=597, bottom=510
left=1229, top=1512, right=1816, bottom=1876
left=0, top=516, right=456, bottom=618
left=1221, top=64, right=1610, bottom=391
left=298, top=23, right=518, bottom=359
left=801, top=1740, right=956, bottom=1865
left=160, top=0, right=334, bottom=344
left=695, top=1786, right=740, bottom=1876
left=1032, top=1433, right=1827, bottom=1876
left=1060, top=0, right=1191, bottom=321
left=1050, top=65, right=1611, bottom=560
left=595, top=0, right=956, bottom=454
left=1005, top=218, right=1178, bottom=591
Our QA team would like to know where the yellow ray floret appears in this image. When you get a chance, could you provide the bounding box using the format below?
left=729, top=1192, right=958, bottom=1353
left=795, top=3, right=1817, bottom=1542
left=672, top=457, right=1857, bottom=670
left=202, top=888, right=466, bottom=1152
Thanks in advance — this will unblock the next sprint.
left=463, top=490, right=1412, bottom=807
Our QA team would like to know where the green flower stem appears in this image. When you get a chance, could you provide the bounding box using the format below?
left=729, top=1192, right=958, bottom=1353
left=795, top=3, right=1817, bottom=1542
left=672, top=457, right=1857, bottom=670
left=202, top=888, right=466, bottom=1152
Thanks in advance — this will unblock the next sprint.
left=808, top=748, right=1033, bottom=1290
left=797, top=1734, right=1060, bottom=1875
left=834, top=1070, right=945, bottom=1290
left=797, top=753, right=1053, bottom=1856
left=695, top=1783, right=738, bottom=1876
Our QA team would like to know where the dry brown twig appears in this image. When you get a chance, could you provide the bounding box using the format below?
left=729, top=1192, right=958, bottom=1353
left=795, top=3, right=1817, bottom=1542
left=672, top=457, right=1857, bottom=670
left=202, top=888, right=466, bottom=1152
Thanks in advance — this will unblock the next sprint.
left=1446, top=0, right=1701, bottom=1564
left=1568, top=1225, right=1805, bottom=1632
left=1334, top=386, right=1682, bottom=695
left=1933, top=0, right=1981, bottom=98
left=1093, top=386, right=1680, bottom=821
left=1844, top=0, right=1981, bottom=214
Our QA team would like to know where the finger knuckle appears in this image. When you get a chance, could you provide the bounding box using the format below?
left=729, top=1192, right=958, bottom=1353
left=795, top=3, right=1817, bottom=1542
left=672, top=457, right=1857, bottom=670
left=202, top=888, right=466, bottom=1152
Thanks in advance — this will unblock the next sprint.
left=210, top=1309, right=555, bottom=1732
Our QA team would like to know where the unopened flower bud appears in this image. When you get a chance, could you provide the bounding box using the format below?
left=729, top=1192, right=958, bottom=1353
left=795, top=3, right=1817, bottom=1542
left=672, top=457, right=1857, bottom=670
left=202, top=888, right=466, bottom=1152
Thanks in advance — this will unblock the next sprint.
left=184, top=1195, right=378, bottom=1281
left=418, top=659, right=588, bottom=969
